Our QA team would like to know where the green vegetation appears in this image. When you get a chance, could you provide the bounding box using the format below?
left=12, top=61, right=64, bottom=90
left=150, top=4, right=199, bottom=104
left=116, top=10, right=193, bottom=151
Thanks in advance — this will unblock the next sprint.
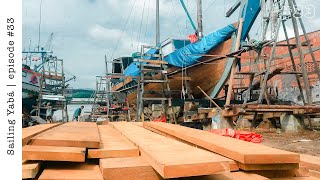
left=72, top=89, right=94, bottom=98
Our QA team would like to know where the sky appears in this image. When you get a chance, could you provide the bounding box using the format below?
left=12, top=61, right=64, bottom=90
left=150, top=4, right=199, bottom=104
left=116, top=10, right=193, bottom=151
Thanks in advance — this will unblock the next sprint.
left=22, top=0, right=320, bottom=89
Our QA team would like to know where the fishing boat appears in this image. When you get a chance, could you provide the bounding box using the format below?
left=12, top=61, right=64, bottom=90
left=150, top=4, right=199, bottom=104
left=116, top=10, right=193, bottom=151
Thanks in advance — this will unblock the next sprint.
left=110, top=0, right=261, bottom=105
left=22, top=49, right=75, bottom=119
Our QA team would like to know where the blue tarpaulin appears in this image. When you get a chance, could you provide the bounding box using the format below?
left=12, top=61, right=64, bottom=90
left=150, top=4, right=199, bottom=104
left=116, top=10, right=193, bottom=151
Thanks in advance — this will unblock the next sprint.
left=164, top=24, right=236, bottom=67
left=124, top=48, right=158, bottom=76
left=124, top=24, right=236, bottom=76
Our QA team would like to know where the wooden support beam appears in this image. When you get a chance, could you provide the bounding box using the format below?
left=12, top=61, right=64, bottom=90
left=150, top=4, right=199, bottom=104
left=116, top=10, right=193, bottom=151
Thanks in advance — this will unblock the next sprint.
left=88, top=125, right=139, bottom=158
left=225, top=18, right=244, bottom=107
left=143, top=122, right=299, bottom=165
left=22, top=123, right=61, bottom=146
left=197, top=86, right=222, bottom=111
left=23, top=145, right=86, bottom=162
left=100, top=157, right=162, bottom=180
left=110, top=122, right=234, bottom=178
left=168, top=76, right=191, bottom=81
left=30, top=122, right=100, bottom=148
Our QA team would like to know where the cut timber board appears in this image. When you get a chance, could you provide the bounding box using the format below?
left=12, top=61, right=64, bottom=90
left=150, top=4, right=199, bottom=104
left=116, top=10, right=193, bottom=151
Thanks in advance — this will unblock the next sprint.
left=143, top=122, right=299, bottom=164
left=300, top=154, right=320, bottom=171
left=236, top=162, right=299, bottom=170
left=271, top=177, right=319, bottom=180
left=309, top=170, right=320, bottom=179
left=22, top=160, right=41, bottom=179
left=22, top=123, right=61, bottom=146
left=23, top=145, right=86, bottom=162
left=39, top=163, right=103, bottom=180
left=180, top=172, right=269, bottom=180
left=30, top=122, right=100, bottom=148
left=100, top=157, right=162, bottom=180
left=88, top=125, right=139, bottom=158
left=110, top=122, right=234, bottom=178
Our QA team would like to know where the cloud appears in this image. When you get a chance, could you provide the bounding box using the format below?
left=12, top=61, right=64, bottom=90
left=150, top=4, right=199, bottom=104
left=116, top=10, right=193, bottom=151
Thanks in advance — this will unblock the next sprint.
left=22, top=0, right=320, bottom=89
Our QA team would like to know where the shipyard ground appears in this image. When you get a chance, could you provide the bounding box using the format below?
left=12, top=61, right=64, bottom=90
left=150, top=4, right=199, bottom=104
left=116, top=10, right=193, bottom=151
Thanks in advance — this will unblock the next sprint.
left=261, top=130, right=320, bottom=157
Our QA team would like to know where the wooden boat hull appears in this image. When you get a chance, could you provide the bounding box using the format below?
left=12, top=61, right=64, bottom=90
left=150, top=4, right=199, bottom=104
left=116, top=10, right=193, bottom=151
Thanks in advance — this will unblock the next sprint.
left=114, top=38, right=233, bottom=104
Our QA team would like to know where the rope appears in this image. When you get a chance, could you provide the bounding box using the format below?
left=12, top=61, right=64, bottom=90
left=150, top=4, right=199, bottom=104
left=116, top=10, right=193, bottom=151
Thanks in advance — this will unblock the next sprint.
left=143, top=0, right=151, bottom=43
left=179, top=0, right=197, bottom=31
left=203, top=0, right=218, bottom=14
left=170, top=0, right=183, bottom=36
left=111, top=0, right=138, bottom=59
left=136, top=0, right=147, bottom=51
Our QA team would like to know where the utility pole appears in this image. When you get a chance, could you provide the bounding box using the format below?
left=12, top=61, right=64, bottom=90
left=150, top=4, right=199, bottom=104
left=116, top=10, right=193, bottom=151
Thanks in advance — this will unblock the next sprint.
left=156, top=0, right=160, bottom=45
left=197, top=0, right=203, bottom=38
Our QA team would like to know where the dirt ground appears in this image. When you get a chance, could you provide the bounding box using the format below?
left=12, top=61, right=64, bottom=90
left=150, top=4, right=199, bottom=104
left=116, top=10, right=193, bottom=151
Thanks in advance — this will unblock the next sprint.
left=259, top=129, right=320, bottom=156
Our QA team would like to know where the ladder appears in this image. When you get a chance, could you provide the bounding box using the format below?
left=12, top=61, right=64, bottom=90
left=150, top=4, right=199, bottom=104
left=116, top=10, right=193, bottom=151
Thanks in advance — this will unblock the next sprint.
left=105, top=56, right=131, bottom=121
left=136, top=45, right=172, bottom=121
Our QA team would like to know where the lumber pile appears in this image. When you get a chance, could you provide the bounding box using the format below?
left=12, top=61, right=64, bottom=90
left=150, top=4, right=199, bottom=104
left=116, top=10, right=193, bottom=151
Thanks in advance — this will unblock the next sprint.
left=22, top=122, right=104, bottom=179
left=22, top=121, right=320, bottom=180
left=110, top=122, right=237, bottom=178
left=88, top=125, right=139, bottom=158
left=144, top=122, right=299, bottom=169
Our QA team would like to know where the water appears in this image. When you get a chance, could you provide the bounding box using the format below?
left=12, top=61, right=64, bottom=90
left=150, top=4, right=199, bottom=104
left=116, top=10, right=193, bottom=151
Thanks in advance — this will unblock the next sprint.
left=53, top=103, right=93, bottom=121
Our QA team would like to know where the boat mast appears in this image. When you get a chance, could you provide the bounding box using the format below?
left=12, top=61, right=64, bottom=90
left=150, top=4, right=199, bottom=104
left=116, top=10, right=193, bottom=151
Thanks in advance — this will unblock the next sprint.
left=156, top=0, right=160, bottom=45
left=197, top=0, right=203, bottom=38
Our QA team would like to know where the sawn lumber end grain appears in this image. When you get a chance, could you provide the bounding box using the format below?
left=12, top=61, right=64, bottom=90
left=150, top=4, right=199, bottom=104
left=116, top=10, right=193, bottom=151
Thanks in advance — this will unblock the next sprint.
left=23, top=145, right=86, bottom=162
left=100, top=157, right=162, bottom=180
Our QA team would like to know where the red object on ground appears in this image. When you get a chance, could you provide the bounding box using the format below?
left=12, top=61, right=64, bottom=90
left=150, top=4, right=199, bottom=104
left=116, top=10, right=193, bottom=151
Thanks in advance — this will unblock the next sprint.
left=153, top=116, right=166, bottom=122
left=208, top=128, right=263, bottom=143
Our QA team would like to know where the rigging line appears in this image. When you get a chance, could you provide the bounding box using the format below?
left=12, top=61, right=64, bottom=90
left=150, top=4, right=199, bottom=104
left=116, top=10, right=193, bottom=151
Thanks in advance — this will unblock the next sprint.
left=170, top=0, right=183, bottom=36
left=143, top=0, right=151, bottom=43
left=111, top=0, right=138, bottom=59
left=37, top=0, right=43, bottom=51
left=203, top=0, right=218, bottom=14
left=136, top=0, right=147, bottom=51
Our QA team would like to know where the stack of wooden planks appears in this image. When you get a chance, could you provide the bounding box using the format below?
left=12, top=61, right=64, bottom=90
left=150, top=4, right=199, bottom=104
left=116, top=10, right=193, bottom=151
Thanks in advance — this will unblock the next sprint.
left=22, top=122, right=103, bottom=179
left=22, top=121, right=320, bottom=180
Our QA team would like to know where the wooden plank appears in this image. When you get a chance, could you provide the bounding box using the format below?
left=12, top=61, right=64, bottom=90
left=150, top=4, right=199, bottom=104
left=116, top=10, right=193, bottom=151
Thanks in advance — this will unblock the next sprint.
left=183, top=172, right=269, bottom=180
left=30, top=122, right=100, bottom=148
left=110, top=122, right=234, bottom=178
left=309, top=170, right=320, bottom=179
left=23, top=145, right=86, bottom=162
left=22, top=160, right=41, bottom=179
left=271, top=177, right=319, bottom=180
left=143, top=122, right=299, bottom=165
left=143, top=123, right=239, bottom=172
left=39, top=163, right=103, bottom=180
left=300, top=154, right=320, bottom=171
left=236, top=162, right=299, bottom=171
left=100, top=157, right=162, bottom=180
left=22, top=123, right=61, bottom=146
left=88, top=125, right=139, bottom=158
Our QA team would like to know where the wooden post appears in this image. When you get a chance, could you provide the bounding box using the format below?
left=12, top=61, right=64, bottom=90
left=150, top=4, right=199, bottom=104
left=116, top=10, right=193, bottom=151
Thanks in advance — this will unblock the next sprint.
left=288, top=0, right=312, bottom=104
left=225, top=18, right=243, bottom=108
